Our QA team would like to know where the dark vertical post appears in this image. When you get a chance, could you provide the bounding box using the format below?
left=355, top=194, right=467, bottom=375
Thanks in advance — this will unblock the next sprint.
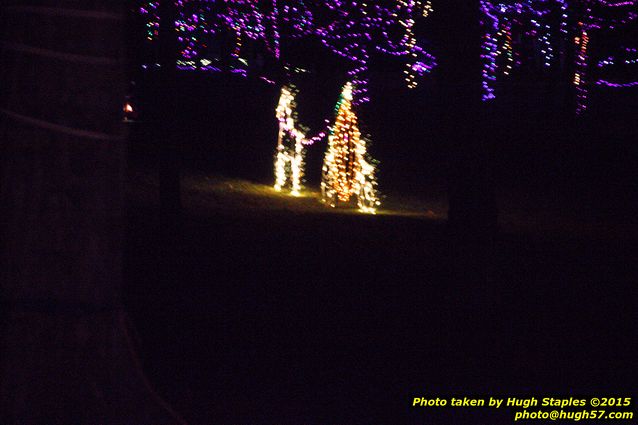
left=0, top=2, right=183, bottom=423
left=435, top=0, right=497, bottom=284
left=158, top=0, right=181, bottom=230
left=437, top=0, right=497, bottom=242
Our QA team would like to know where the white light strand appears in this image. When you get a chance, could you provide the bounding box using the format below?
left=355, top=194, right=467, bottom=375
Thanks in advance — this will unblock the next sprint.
left=273, top=86, right=306, bottom=196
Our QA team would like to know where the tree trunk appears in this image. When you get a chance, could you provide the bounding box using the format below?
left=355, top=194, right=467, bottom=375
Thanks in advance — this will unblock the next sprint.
left=436, top=0, right=498, bottom=242
left=434, top=0, right=498, bottom=287
left=0, top=2, right=184, bottom=423
left=157, top=0, right=181, bottom=232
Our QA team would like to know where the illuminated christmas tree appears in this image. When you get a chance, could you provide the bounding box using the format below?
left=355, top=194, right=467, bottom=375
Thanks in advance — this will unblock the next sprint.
left=321, top=82, right=380, bottom=213
left=273, top=85, right=306, bottom=196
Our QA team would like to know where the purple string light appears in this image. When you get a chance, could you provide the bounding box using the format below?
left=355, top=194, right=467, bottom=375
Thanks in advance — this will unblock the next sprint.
left=478, top=0, right=637, bottom=114
left=140, top=1, right=636, bottom=114
left=140, top=0, right=437, bottom=105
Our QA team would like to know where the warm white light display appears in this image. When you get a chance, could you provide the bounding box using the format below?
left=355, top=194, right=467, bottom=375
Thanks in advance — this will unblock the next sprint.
left=273, top=86, right=306, bottom=196
left=321, top=83, right=380, bottom=214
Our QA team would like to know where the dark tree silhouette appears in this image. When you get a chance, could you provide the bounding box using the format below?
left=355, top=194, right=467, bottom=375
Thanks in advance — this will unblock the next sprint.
left=0, top=2, right=183, bottom=423
left=157, top=0, right=182, bottom=230
left=435, top=0, right=498, bottom=280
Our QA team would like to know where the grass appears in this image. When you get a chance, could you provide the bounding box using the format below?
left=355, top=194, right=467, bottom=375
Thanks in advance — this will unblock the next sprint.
left=125, top=166, right=637, bottom=424
left=129, top=167, right=635, bottom=242
left=130, top=169, right=446, bottom=220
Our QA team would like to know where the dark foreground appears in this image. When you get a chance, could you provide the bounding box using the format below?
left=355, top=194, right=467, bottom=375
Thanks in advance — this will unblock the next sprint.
left=124, top=172, right=637, bottom=425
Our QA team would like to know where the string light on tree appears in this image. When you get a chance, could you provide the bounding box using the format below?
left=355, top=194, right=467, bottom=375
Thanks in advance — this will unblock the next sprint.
left=497, top=22, right=515, bottom=76
left=574, top=23, right=590, bottom=114
left=573, top=0, right=637, bottom=113
left=593, top=45, right=638, bottom=87
left=598, top=47, right=638, bottom=67
left=321, top=83, right=380, bottom=214
left=139, top=0, right=437, bottom=101
left=479, top=0, right=565, bottom=101
left=140, top=1, right=160, bottom=41
left=478, top=0, right=637, bottom=113
left=316, top=0, right=437, bottom=102
left=394, top=0, right=435, bottom=89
